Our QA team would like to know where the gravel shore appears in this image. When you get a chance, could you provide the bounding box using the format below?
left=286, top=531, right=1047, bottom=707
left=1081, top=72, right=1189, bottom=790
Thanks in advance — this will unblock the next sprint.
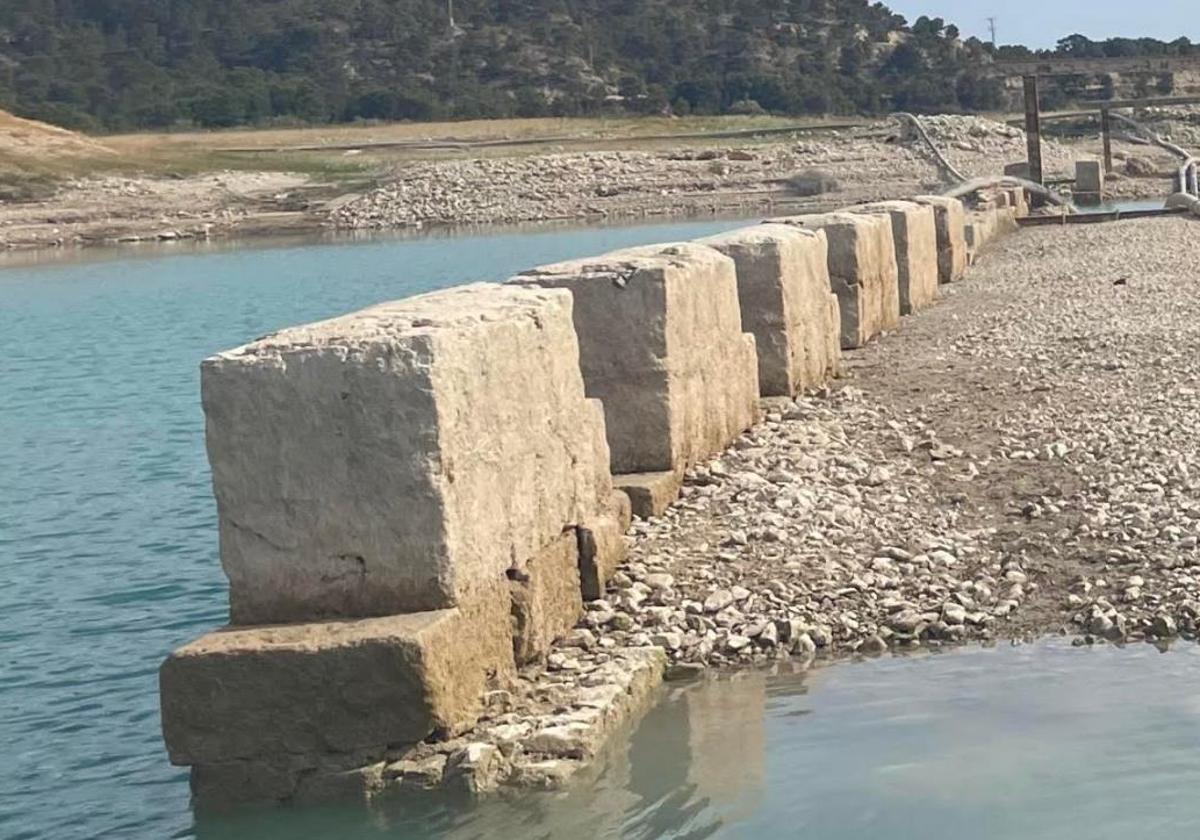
left=327, top=116, right=1089, bottom=230
left=401, top=217, right=1200, bottom=793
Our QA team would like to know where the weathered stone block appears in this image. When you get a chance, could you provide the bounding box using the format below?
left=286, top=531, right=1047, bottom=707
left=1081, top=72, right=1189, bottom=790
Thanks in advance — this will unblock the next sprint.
left=201, top=282, right=613, bottom=624
left=159, top=588, right=514, bottom=768
left=1076, top=160, right=1104, bottom=195
left=615, top=470, right=685, bottom=519
left=766, top=213, right=900, bottom=349
left=697, top=224, right=841, bottom=397
left=965, top=207, right=1019, bottom=262
left=512, top=243, right=760, bottom=476
left=510, top=531, right=583, bottom=664
left=912, top=195, right=967, bottom=284
left=851, top=201, right=938, bottom=316
left=578, top=491, right=631, bottom=600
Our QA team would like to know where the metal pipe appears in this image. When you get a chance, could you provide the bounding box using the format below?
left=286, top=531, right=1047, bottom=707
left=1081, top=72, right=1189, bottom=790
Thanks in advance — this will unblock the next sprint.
left=1108, top=111, right=1199, bottom=196
left=891, top=112, right=969, bottom=184
left=942, top=175, right=1074, bottom=209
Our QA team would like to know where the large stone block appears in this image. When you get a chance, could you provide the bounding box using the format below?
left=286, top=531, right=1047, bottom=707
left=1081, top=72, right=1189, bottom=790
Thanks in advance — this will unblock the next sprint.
left=510, top=531, right=583, bottom=664
left=851, top=201, right=939, bottom=316
left=201, top=282, right=612, bottom=624
left=160, top=588, right=515, bottom=768
left=964, top=208, right=1019, bottom=262
left=765, top=213, right=900, bottom=349
left=912, top=195, right=968, bottom=284
left=697, top=225, right=841, bottom=397
left=512, top=243, right=760, bottom=477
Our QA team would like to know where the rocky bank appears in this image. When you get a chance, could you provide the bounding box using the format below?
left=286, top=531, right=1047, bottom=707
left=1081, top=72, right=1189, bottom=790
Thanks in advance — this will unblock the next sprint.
left=385, top=217, right=1200, bottom=796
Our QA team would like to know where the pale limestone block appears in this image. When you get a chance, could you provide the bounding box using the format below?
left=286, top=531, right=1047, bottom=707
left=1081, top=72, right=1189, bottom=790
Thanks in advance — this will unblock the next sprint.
left=201, top=282, right=611, bottom=623
left=852, top=201, right=939, bottom=315
left=766, top=213, right=900, bottom=348
left=913, top=195, right=968, bottom=283
left=512, top=243, right=759, bottom=476
left=698, top=224, right=841, bottom=396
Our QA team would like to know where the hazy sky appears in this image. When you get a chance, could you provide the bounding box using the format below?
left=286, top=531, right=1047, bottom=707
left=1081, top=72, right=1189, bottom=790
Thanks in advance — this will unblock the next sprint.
left=886, top=0, right=1200, bottom=49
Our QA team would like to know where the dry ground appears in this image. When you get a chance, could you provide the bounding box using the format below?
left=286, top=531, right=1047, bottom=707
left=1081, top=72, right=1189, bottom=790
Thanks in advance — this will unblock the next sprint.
left=0, top=111, right=1187, bottom=250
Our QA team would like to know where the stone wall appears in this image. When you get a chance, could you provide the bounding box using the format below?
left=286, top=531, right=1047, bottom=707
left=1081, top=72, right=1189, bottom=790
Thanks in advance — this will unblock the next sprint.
left=161, top=187, right=1023, bottom=809
left=765, top=212, right=901, bottom=349
left=698, top=225, right=841, bottom=397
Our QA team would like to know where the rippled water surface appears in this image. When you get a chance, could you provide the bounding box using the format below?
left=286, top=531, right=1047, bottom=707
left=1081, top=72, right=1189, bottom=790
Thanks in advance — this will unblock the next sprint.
left=6, top=223, right=1200, bottom=839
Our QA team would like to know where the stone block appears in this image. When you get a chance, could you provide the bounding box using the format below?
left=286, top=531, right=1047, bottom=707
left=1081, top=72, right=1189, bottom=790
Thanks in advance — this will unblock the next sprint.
left=964, top=208, right=1019, bottom=262
left=697, top=224, right=841, bottom=397
left=578, top=491, right=631, bottom=601
left=765, top=213, right=900, bottom=349
left=509, top=531, right=583, bottom=664
left=1076, top=160, right=1105, bottom=195
left=1004, top=161, right=1031, bottom=180
left=1007, top=186, right=1030, bottom=217
left=159, top=588, right=514, bottom=768
left=201, top=282, right=613, bottom=624
left=850, top=201, right=938, bottom=316
left=512, top=243, right=760, bottom=476
left=912, top=195, right=968, bottom=284
left=615, top=470, right=685, bottom=519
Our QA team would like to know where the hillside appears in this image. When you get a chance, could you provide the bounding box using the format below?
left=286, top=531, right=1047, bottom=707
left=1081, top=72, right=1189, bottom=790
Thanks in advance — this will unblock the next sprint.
left=0, top=1, right=1196, bottom=132
left=0, top=0, right=1003, bottom=130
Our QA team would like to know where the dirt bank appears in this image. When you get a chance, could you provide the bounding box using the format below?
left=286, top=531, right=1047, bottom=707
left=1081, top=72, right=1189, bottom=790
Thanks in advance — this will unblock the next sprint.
left=0, top=114, right=1182, bottom=252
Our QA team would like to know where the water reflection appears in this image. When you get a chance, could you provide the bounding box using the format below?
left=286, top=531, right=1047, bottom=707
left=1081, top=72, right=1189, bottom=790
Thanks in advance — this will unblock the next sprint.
left=189, top=642, right=1200, bottom=839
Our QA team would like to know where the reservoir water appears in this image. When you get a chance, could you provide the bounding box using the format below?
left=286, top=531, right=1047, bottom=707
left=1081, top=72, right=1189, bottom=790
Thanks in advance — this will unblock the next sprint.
left=4, top=221, right=1200, bottom=839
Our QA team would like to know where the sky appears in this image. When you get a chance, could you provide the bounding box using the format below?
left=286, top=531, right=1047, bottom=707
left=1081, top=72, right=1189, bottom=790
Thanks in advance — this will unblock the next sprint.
left=886, top=0, right=1200, bottom=49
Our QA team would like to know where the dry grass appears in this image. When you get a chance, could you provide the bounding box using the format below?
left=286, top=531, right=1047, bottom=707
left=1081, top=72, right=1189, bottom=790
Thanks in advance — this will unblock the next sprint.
left=1, top=112, right=869, bottom=200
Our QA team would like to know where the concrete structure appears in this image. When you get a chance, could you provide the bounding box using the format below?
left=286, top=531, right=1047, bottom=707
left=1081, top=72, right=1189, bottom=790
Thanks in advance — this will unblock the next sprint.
left=912, top=195, right=968, bottom=284
left=163, top=283, right=631, bottom=803
left=1076, top=160, right=1105, bottom=202
left=513, top=243, right=760, bottom=517
left=850, top=201, right=939, bottom=316
left=698, top=225, right=841, bottom=397
left=766, top=213, right=900, bottom=349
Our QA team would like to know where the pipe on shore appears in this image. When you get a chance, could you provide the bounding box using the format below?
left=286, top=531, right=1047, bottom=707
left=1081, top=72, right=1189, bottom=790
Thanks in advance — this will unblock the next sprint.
left=942, top=176, right=1074, bottom=209
left=1108, top=112, right=1199, bottom=196
left=891, top=112, right=969, bottom=185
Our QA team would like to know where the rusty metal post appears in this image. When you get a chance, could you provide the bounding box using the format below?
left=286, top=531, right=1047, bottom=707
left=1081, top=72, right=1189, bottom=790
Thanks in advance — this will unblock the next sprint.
left=1101, top=107, right=1113, bottom=173
left=1023, top=75, right=1044, bottom=185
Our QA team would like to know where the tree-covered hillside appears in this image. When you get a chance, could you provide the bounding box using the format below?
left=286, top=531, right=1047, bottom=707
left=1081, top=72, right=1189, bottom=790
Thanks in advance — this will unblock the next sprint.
left=0, top=1, right=1195, bottom=132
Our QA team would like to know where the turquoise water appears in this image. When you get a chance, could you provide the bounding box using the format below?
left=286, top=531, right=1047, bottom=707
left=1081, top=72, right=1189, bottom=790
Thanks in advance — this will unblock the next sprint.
left=6, top=222, right=1200, bottom=839
left=0, top=219, right=747, bottom=840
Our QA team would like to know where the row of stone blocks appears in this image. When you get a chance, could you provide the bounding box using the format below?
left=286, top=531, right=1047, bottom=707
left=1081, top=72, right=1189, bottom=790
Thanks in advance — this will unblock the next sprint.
left=159, top=195, right=986, bottom=806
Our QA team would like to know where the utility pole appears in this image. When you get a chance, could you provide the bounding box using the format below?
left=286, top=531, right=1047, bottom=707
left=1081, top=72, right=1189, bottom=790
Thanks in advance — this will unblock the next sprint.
left=447, top=0, right=455, bottom=30
left=987, top=17, right=997, bottom=46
